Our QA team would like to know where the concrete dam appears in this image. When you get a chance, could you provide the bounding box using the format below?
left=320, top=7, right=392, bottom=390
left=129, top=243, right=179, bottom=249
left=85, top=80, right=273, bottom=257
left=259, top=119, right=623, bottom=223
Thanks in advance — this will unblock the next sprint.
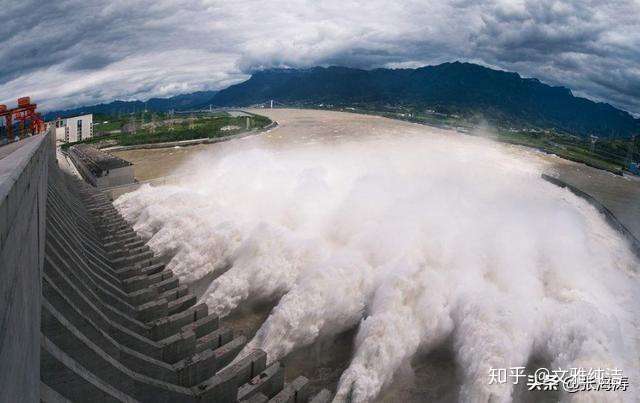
left=2, top=108, right=640, bottom=402
left=0, top=129, right=329, bottom=402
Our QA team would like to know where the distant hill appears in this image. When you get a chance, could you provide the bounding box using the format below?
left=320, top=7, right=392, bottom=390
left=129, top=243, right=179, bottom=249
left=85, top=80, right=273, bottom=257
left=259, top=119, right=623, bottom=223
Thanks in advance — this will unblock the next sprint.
left=45, top=62, right=640, bottom=138
left=207, top=63, right=639, bottom=138
left=43, top=90, right=218, bottom=121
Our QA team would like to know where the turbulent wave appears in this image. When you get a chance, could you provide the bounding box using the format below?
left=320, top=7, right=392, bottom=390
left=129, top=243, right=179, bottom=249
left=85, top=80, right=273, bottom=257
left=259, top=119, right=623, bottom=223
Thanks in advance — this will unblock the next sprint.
left=115, top=128, right=640, bottom=402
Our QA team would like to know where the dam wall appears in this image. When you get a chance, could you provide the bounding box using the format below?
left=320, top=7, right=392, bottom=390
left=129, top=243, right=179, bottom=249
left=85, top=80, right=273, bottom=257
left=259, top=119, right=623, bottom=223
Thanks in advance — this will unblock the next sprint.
left=542, top=173, right=640, bottom=258
left=41, top=165, right=322, bottom=401
left=0, top=131, right=53, bottom=403
left=103, top=174, right=186, bottom=201
left=1, top=127, right=328, bottom=401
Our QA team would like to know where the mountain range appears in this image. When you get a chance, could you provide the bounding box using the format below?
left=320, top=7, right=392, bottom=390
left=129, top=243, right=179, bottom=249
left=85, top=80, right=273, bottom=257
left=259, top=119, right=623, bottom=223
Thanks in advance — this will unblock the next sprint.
left=46, top=62, right=640, bottom=138
left=43, top=90, right=218, bottom=121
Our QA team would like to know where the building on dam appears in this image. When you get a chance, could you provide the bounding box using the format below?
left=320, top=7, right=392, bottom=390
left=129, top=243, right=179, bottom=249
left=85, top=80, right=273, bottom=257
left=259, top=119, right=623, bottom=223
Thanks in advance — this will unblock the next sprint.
left=48, top=113, right=94, bottom=144
left=0, top=126, right=330, bottom=402
left=68, top=144, right=135, bottom=189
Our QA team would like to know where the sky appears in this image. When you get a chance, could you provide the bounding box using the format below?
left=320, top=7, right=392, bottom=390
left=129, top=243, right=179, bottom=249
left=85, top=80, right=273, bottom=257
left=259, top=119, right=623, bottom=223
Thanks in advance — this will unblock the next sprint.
left=1, top=0, right=639, bottom=114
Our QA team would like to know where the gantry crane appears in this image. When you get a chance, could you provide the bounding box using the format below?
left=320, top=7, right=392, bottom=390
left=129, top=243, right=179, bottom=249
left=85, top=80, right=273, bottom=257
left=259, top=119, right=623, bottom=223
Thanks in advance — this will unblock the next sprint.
left=0, top=97, right=45, bottom=143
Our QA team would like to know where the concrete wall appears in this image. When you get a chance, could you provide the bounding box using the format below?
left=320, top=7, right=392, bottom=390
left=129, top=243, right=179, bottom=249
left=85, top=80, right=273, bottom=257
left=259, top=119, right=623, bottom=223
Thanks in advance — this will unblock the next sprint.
left=0, top=129, right=53, bottom=403
left=100, top=165, right=135, bottom=188
left=68, top=151, right=135, bottom=189
left=105, top=173, right=185, bottom=201
left=40, top=166, right=307, bottom=402
left=541, top=173, right=640, bottom=258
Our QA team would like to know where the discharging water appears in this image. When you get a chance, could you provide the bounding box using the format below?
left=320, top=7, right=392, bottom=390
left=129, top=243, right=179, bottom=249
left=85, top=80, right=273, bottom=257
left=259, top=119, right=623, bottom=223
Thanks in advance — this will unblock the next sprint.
left=114, top=109, right=640, bottom=402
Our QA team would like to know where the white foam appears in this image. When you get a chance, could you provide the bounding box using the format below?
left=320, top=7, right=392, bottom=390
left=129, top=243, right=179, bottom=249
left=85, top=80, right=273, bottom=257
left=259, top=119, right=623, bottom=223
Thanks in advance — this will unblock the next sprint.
left=115, top=128, right=640, bottom=402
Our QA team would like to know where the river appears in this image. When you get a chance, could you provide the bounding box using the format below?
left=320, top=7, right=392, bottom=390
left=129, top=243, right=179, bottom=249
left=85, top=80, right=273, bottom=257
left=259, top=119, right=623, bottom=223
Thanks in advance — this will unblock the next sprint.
left=113, top=109, right=640, bottom=402
left=115, top=109, right=640, bottom=245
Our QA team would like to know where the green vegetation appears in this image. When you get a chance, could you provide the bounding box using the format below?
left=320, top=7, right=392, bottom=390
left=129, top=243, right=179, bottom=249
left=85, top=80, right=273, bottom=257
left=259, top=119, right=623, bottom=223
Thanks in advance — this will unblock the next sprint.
left=328, top=104, right=639, bottom=176
left=213, top=64, right=640, bottom=138
left=91, top=113, right=126, bottom=132
left=210, top=63, right=640, bottom=174
left=493, top=130, right=631, bottom=174
left=67, top=103, right=638, bottom=176
left=62, top=112, right=272, bottom=150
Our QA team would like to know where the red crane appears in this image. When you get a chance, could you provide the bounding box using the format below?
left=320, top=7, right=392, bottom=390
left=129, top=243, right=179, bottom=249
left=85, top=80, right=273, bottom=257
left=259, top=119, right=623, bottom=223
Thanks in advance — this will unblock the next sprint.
left=0, top=97, right=45, bottom=143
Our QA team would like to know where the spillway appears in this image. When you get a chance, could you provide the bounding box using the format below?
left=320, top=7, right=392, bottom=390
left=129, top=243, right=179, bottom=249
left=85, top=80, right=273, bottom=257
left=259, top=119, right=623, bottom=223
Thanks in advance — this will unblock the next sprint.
left=114, top=109, right=640, bottom=402
left=2, top=109, right=638, bottom=402
left=0, top=128, right=328, bottom=402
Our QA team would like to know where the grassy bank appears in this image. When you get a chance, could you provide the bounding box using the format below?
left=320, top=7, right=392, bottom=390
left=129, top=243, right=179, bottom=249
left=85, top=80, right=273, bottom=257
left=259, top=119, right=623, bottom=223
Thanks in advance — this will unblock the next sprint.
left=62, top=112, right=271, bottom=150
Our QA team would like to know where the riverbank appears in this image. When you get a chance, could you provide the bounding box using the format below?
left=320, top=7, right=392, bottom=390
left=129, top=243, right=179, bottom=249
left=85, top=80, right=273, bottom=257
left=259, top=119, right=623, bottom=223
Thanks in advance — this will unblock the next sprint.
left=62, top=111, right=275, bottom=151
left=312, top=106, right=635, bottom=176
left=104, top=120, right=277, bottom=152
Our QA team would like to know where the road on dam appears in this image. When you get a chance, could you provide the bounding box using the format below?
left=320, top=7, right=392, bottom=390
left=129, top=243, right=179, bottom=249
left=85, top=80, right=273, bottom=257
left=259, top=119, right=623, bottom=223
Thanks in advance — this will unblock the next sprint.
left=112, top=108, right=640, bottom=402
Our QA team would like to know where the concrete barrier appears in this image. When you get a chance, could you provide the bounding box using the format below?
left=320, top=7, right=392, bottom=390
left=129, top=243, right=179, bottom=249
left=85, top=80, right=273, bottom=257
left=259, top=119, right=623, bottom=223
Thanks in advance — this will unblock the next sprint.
left=269, top=377, right=311, bottom=403
left=541, top=173, right=640, bottom=258
left=0, top=129, right=53, bottom=403
left=104, top=174, right=186, bottom=201
left=308, top=389, right=332, bottom=403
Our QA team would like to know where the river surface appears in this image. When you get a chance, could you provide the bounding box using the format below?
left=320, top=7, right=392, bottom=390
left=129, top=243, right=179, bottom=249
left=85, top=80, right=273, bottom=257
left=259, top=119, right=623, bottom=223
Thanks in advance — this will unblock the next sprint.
left=113, top=109, right=640, bottom=402
left=115, top=108, right=640, bottom=243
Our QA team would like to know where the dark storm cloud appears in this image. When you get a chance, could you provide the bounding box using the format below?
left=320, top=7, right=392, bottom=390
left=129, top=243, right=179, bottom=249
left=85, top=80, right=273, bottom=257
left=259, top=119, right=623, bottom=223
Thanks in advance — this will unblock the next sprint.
left=468, top=0, right=640, bottom=113
left=0, top=0, right=638, bottom=115
left=65, top=54, right=117, bottom=72
left=1, top=2, right=145, bottom=82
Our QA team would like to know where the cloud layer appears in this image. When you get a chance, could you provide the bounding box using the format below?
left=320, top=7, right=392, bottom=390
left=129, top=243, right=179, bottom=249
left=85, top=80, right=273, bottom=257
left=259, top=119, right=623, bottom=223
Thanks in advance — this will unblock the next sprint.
left=1, top=0, right=639, bottom=114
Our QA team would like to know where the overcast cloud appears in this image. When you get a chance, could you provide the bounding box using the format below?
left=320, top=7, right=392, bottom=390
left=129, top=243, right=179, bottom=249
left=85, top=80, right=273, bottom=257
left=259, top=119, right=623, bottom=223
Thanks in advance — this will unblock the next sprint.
left=0, top=0, right=639, bottom=114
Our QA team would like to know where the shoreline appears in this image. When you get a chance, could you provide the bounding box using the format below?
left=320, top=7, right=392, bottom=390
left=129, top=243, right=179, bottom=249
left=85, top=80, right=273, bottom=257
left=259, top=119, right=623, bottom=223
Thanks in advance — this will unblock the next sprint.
left=99, top=106, right=630, bottom=178
left=102, top=120, right=278, bottom=152
left=307, top=106, right=632, bottom=177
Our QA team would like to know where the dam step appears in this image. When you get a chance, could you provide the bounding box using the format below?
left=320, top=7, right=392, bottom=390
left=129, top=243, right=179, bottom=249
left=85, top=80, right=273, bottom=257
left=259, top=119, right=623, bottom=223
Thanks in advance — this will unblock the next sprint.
left=40, top=167, right=326, bottom=402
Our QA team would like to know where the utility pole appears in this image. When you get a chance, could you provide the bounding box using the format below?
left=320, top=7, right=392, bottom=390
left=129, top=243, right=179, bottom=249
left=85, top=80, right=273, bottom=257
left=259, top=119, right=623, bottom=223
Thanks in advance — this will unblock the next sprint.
left=150, top=113, right=156, bottom=134
left=129, top=114, right=137, bottom=134
left=626, top=134, right=637, bottom=166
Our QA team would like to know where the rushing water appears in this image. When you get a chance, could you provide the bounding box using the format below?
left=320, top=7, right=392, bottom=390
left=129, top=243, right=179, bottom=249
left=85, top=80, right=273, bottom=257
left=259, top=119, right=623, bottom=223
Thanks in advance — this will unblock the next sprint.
left=114, top=109, right=640, bottom=402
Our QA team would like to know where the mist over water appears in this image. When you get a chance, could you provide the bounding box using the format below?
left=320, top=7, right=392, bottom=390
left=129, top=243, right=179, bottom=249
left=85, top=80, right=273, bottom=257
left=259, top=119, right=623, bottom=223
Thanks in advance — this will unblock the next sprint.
left=115, top=122, right=640, bottom=402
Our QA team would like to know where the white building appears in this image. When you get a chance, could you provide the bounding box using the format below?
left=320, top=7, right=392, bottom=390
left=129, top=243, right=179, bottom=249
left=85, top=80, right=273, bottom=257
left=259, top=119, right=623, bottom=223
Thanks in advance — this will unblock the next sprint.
left=50, top=114, right=93, bottom=143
